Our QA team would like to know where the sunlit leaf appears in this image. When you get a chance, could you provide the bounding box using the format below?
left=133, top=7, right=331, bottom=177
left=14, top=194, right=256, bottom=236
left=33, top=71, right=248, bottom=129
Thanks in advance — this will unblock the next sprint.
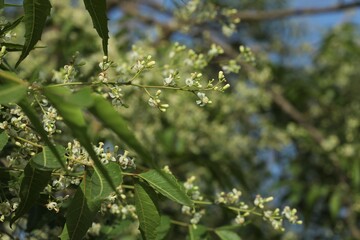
left=31, top=145, right=66, bottom=170
left=60, top=162, right=122, bottom=240
left=0, top=131, right=9, bottom=152
left=16, top=0, right=52, bottom=67
left=89, top=94, right=154, bottom=167
left=11, top=163, right=52, bottom=225
left=83, top=0, right=108, bottom=56
left=139, top=169, right=193, bottom=207
left=134, top=180, right=161, bottom=240
left=215, top=230, right=242, bottom=240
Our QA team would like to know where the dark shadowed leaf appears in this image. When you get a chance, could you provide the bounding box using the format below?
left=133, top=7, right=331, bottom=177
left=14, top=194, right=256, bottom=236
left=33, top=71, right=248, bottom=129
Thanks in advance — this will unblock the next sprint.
left=89, top=94, right=154, bottom=167
left=60, top=162, right=122, bottom=240
left=134, top=180, right=161, bottom=240
left=31, top=145, right=66, bottom=170
left=83, top=0, right=108, bottom=56
left=11, top=163, right=52, bottom=225
left=139, top=169, right=193, bottom=207
left=16, top=0, right=51, bottom=67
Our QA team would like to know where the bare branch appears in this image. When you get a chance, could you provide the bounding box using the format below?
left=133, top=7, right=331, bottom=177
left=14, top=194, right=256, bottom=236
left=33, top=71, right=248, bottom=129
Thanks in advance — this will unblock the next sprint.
left=234, top=1, right=360, bottom=21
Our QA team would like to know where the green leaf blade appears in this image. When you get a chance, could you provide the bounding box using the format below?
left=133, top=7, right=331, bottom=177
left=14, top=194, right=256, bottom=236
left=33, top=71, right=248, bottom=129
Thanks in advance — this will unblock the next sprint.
left=31, top=145, right=66, bottom=170
left=0, top=84, right=27, bottom=104
left=11, top=163, right=52, bottom=225
left=139, top=169, right=193, bottom=207
left=134, top=180, right=161, bottom=240
left=16, top=0, right=52, bottom=67
left=83, top=0, right=108, bottom=56
left=0, top=131, right=9, bottom=151
left=61, top=162, right=122, bottom=240
left=215, top=230, right=242, bottom=240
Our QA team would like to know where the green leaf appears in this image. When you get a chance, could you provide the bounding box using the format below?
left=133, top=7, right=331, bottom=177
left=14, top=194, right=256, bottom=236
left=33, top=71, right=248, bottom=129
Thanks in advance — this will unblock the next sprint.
left=188, top=224, right=207, bottom=240
left=83, top=0, right=108, bottom=56
left=60, top=162, right=122, bottom=240
left=19, top=99, right=67, bottom=170
left=134, top=180, right=161, bottom=240
left=0, top=84, right=27, bottom=105
left=0, top=43, right=24, bottom=52
left=0, top=70, right=27, bottom=84
left=0, top=131, right=9, bottom=151
left=67, top=87, right=94, bottom=108
left=0, top=16, right=23, bottom=35
left=215, top=230, right=242, bottom=240
left=31, top=145, right=66, bottom=170
left=155, top=215, right=171, bottom=240
left=329, top=188, right=342, bottom=219
left=0, top=0, right=3, bottom=9
left=44, top=86, right=118, bottom=192
left=139, top=169, right=193, bottom=207
left=11, top=163, right=52, bottom=225
left=89, top=94, right=154, bottom=167
left=16, top=0, right=52, bottom=67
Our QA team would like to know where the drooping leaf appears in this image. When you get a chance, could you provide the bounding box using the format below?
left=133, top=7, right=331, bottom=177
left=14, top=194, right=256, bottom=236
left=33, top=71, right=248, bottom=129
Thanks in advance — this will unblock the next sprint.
left=89, top=94, right=154, bottom=167
left=188, top=224, right=207, bottom=240
left=155, top=215, right=171, bottom=240
left=83, top=0, right=109, bottom=56
left=134, top=180, right=161, bottom=240
left=0, top=131, right=9, bottom=152
left=44, top=86, right=118, bottom=192
left=19, top=99, right=67, bottom=170
left=139, top=169, right=193, bottom=207
left=0, top=16, right=23, bottom=35
left=31, top=145, right=66, bottom=170
left=11, top=163, right=52, bottom=225
left=215, top=230, right=242, bottom=240
left=16, top=0, right=52, bottom=67
left=0, top=84, right=27, bottom=104
left=60, top=162, right=122, bottom=240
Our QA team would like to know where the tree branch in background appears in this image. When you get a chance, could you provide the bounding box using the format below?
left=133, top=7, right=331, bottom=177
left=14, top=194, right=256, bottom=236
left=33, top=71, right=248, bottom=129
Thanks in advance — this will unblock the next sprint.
left=233, top=1, right=360, bottom=21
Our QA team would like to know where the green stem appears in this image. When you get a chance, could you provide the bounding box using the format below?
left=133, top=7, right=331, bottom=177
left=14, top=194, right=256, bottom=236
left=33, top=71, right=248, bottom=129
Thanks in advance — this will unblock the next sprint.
left=15, top=136, right=43, bottom=148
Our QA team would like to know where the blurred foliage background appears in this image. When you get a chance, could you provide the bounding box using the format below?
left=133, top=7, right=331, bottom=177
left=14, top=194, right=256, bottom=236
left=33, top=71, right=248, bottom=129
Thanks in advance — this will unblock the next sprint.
left=3, top=0, right=360, bottom=239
